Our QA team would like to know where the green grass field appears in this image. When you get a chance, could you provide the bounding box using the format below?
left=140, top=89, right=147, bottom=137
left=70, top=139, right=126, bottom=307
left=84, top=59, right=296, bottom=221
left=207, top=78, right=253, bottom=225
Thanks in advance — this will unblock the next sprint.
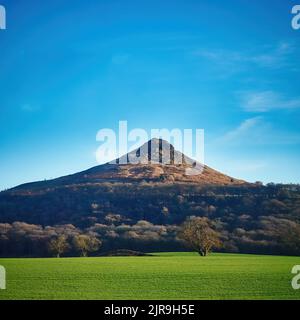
left=0, top=252, right=299, bottom=300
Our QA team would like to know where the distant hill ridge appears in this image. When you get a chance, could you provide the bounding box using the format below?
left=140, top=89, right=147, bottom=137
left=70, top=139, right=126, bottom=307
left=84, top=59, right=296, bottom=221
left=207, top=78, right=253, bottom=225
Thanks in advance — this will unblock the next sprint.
left=9, top=138, right=246, bottom=194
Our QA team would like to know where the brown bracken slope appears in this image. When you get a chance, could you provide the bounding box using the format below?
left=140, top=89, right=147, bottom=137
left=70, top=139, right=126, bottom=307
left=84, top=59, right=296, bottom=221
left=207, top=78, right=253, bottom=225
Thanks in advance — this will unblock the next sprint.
left=9, top=138, right=246, bottom=194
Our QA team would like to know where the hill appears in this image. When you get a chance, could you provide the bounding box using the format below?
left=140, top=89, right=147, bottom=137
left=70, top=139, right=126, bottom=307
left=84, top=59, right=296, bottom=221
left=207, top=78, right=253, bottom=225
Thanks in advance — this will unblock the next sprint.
left=0, top=139, right=300, bottom=257
left=7, top=138, right=245, bottom=194
left=0, top=138, right=247, bottom=225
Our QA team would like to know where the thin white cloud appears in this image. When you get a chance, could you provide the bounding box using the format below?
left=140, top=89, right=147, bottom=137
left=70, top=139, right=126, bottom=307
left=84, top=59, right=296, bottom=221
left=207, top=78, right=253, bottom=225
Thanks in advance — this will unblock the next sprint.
left=250, top=42, right=294, bottom=68
left=215, top=117, right=300, bottom=146
left=217, top=117, right=264, bottom=144
left=239, top=91, right=300, bottom=112
left=193, top=42, right=295, bottom=70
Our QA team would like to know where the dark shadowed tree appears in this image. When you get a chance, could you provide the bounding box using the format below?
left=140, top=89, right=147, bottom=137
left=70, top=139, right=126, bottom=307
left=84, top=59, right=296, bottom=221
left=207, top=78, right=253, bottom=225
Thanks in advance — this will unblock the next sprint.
left=179, top=217, right=221, bottom=256
left=73, top=235, right=101, bottom=257
left=48, top=235, right=70, bottom=258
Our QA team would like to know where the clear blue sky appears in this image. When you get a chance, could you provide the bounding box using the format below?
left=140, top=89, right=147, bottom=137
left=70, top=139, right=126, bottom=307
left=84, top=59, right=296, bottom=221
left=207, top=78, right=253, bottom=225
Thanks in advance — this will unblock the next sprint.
left=0, top=0, right=300, bottom=190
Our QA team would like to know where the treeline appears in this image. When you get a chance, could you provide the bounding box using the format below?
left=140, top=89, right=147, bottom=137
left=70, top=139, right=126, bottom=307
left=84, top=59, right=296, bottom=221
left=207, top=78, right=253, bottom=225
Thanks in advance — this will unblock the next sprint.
left=1, top=214, right=300, bottom=257
left=0, top=223, right=101, bottom=257
left=1, top=183, right=300, bottom=228
left=1, top=183, right=300, bottom=257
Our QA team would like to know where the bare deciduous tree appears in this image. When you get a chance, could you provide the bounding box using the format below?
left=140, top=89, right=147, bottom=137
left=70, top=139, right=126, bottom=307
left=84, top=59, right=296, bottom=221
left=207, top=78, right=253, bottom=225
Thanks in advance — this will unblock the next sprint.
left=73, top=235, right=101, bottom=257
left=48, top=235, right=70, bottom=258
left=179, top=217, right=221, bottom=256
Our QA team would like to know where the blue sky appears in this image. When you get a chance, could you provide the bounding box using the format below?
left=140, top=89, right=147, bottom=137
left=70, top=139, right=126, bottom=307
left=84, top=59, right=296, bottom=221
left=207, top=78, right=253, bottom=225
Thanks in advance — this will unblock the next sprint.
left=0, top=0, right=300, bottom=189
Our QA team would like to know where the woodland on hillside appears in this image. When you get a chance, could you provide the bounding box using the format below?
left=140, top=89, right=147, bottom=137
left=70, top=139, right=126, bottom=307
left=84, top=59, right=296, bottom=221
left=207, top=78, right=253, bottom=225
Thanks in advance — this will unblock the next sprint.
left=0, top=183, right=300, bottom=257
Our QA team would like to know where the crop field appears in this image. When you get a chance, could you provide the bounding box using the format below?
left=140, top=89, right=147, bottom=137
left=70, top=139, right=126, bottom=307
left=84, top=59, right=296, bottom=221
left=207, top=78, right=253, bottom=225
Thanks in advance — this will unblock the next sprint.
left=0, top=252, right=299, bottom=300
